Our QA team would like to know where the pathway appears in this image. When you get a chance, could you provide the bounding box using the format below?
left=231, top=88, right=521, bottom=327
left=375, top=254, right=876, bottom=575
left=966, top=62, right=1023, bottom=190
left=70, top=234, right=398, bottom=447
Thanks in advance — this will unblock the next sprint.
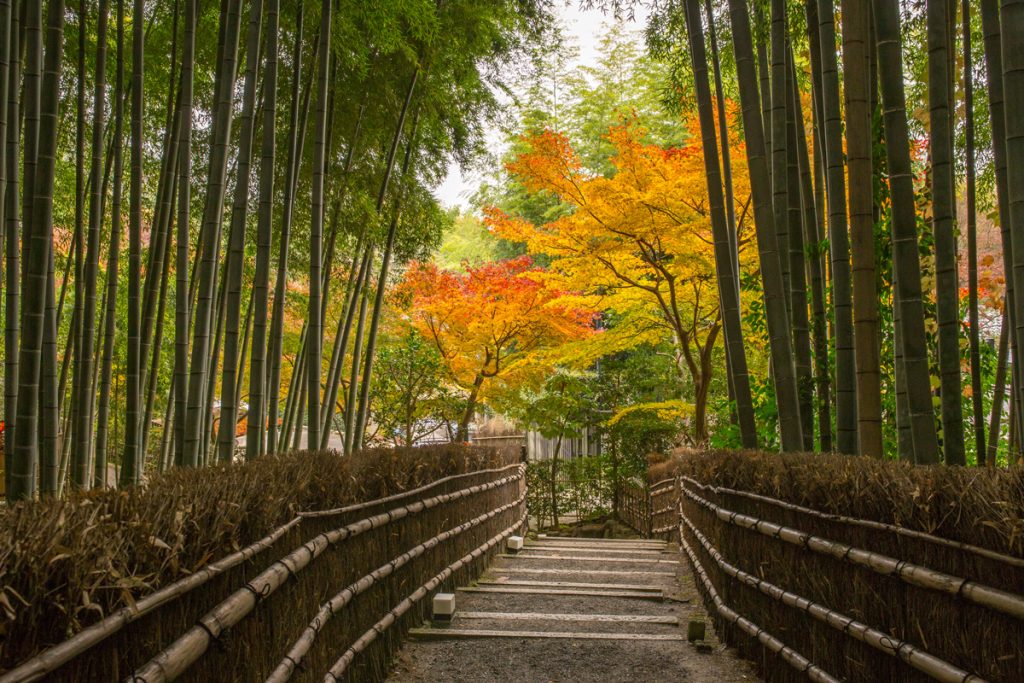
left=387, top=535, right=758, bottom=683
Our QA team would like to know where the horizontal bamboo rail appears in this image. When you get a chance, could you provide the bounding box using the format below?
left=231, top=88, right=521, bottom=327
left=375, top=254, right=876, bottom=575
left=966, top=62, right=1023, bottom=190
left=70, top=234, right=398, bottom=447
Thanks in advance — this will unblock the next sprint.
left=681, top=475, right=1024, bottom=569
left=0, top=463, right=522, bottom=683
left=300, top=463, right=522, bottom=519
left=680, top=482, right=1024, bottom=621
left=650, top=485, right=675, bottom=499
left=677, top=518, right=840, bottom=683
left=679, top=512, right=986, bottom=683
left=130, top=467, right=525, bottom=682
left=651, top=503, right=676, bottom=517
left=267, top=489, right=528, bottom=682
left=323, top=511, right=529, bottom=681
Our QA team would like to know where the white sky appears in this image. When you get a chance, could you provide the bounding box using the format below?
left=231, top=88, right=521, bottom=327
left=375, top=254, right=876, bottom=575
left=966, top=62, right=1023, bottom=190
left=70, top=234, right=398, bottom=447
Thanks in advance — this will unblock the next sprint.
left=432, top=1, right=650, bottom=211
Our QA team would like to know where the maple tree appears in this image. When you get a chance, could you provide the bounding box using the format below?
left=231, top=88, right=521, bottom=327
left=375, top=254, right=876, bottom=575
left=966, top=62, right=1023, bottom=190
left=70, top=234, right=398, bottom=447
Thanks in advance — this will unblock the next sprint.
left=487, top=118, right=755, bottom=444
left=397, top=256, right=595, bottom=440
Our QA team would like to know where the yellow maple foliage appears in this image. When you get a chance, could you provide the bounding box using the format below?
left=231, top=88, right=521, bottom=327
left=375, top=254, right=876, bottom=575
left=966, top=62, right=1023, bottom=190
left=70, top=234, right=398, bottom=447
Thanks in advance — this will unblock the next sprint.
left=486, top=116, right=756, bottom=443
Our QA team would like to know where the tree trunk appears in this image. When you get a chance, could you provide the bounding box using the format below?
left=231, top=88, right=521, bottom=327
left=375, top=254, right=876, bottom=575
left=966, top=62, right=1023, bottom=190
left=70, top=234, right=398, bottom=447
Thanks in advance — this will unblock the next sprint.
left=352, top=80, right=421, bottom=451
left=928, top=0, right=965, bottom=465
left=962, top=0, right=984, bottom=463
left=769, top=0, right=790, bottom=304
left=726, top=0, right=804, bottom=451
left=185, top=0, right=243, bottom=466
left=843, top=0, right=883, bottom=457
left=123, top=0, right=145, bottom=486
left=173, top=0, right=196, bottom=466
left=684, top=0, right=757, bottom=448
left=872, top=0, right=940, bottom=463
left=457, top=373, right=485, bottom=442
left=818, top=0, right=857, bottom=454
left=987, top=311, right=1009, bottom=466
left=306, top=0, right=332, bottom=452
left=3, top=0, right=19, bottom=496
left=11, top=0, right=64, bottom=500
left=266, top=5, right=312, bottom=455
left=343, top=254, right=373, bottom=454
left=999, top=0, right=1024, bottom=470
left=321, top=242, right=370, bottom=447
left=217, top=0, right=264, bottom=463
left=247, top=0, right=279, bottom=460
left=69, top=0, right=108, bottom=489
left=0, top=2, right=8, bottom=438
left=95, top=4, right=125, bottom=487
left=786, top=53, right=814, bottom=450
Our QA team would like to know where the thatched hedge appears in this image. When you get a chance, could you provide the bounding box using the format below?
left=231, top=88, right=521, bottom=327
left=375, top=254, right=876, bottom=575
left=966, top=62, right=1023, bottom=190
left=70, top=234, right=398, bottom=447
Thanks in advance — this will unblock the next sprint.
left=0, top=444, right=523, bottom=681
left=662, top=449, right=1024, bottom=683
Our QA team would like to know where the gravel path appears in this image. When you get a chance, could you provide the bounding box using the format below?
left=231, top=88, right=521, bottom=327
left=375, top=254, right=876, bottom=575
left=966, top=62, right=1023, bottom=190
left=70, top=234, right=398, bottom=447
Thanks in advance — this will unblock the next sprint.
left=386, top=535, right=758, bottom=683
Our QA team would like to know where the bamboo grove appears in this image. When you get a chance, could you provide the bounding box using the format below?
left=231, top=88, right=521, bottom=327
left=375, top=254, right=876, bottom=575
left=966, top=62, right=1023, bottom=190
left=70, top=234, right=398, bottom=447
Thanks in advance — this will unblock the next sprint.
left=2, top=0, right=1023, bottom=503
left=654, top=0, right=1024, bottom=465
left=0, top=0, right=549, bottom=501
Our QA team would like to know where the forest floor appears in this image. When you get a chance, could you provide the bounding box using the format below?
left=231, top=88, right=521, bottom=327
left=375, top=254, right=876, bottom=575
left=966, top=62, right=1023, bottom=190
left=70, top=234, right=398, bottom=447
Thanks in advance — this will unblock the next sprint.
left=386, top=535, right=759, bottom=683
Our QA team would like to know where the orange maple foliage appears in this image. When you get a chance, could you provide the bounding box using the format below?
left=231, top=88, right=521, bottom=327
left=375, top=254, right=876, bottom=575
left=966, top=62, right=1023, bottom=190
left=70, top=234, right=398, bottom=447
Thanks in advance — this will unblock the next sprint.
left=397, top=256, right=595, bottom=439
left=486, top=117, right=755, bottom=443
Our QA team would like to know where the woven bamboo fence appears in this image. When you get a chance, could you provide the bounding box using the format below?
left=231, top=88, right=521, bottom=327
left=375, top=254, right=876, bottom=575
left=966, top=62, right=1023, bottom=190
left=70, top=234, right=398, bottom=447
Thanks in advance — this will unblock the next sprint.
left=649, top=477, right=677, bottom=537
left=663, top=450, right=1024, bottom=683
left=0, top=446, right=525, bottom=682
left=614, top=477, right=651, bottom=536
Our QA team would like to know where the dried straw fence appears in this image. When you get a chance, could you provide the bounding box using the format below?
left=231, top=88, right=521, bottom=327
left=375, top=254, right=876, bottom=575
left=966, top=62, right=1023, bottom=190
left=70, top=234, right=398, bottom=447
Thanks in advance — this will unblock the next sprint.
left=655, top=450, right=1024, bottom=683
left=0, top=445, right=526, bottom=682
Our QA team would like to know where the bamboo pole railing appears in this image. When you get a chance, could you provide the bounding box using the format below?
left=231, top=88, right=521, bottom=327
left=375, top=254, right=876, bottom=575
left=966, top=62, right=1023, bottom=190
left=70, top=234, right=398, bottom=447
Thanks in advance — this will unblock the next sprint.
left=679, top=511, right=987, bottom=683
left=680, top=481, right=1024, bottom=621
left=676, top=514, right=840, bottom=683
left=130, top=466, right=525, bottom=682
left=681, top=476, right=1024, bottom=569
left=267, top=489, right=528, bottom=682
left=0, top=463, right=522, bottom=683
left=323, top=511, right=529, bottom=681
left=649, top=478, right=678, bottom=536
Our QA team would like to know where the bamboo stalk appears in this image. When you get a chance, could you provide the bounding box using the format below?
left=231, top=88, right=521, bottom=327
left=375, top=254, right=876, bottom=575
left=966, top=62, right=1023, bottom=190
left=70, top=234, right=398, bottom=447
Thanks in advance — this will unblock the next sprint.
left=269, top=490, right=527, bottom=682
left=680, top=483, right=1024, bottom=620
left=680, top=513, right=986, bottom=683
left=131, top=469, right=525, bottom=682
left=322, top=512, right=529, bottom=680
left=681, top=476, right=1024, bottom=568
left=2, top=464, right=521, bottom=683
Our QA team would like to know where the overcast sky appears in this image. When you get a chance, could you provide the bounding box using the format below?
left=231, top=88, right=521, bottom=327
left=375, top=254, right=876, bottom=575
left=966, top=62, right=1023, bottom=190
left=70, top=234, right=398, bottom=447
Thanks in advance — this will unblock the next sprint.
left=432, top=2, right=650, bottom=211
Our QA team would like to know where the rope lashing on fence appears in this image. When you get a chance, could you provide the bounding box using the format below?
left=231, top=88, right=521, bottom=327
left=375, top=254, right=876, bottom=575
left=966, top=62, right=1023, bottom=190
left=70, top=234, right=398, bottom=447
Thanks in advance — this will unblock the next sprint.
left=680, top=475, right=1024, bottom=570
left=676, top=519, right=841, bottom=683
left=129, top=466, right=525, bottom=682
left=266, top=488, right=528, bottom=683
left=322, top=510, right=529, bottom=681
left=678, top=511, right=987, bottom=683
left=0, top=463, right=522, bottom=683
left=679, top=482, right=1024, bottom=621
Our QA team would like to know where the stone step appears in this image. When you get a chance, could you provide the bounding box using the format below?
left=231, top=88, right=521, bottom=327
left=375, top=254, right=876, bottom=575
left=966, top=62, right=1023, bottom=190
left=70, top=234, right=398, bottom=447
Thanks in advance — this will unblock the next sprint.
left=408, top=628, right=685, bottom=641
left=499, top=553, right=677, bottom=565
left=457, top=586, right=664, bottom=600
left=454, top=611, right=679, bottom=625
left=479, top=578, right=662, bottom=592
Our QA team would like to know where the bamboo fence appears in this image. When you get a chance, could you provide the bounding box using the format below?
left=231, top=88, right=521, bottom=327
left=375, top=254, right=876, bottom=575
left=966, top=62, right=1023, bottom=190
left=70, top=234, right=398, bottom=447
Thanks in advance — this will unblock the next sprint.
left=661, top=450, right=1024, bottom=682
left=0, top=447, right=524, bottom=682
left=614, top=477, right=650, bottom=536
left=649, top=477, right=677, bottom=535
